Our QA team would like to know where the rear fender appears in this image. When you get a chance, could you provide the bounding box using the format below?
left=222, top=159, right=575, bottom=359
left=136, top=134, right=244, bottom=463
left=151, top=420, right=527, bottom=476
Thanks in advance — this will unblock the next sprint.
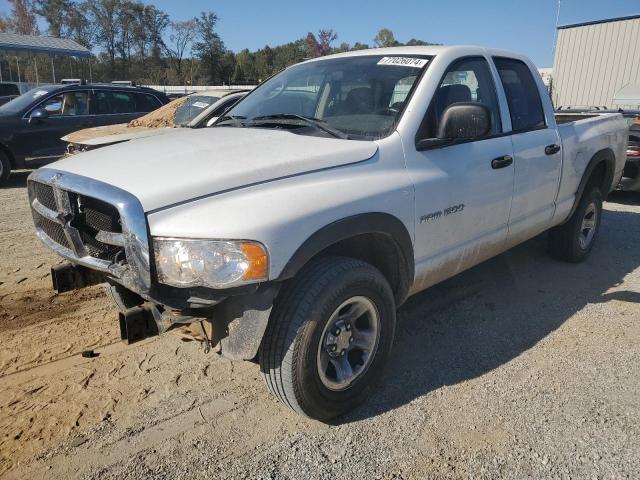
left=566, top=148, right=615, bottom=220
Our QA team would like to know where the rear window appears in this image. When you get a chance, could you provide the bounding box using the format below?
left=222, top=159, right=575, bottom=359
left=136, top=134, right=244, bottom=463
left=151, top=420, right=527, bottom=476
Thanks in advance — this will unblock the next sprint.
left=493, top=57, right=546, bottom=132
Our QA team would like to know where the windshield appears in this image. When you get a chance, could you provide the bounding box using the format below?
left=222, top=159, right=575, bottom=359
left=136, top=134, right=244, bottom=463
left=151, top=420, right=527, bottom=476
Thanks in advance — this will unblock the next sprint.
left=220, top=55, right=431, bottom=140
left=0, top=86, right=56, bottom=114
left=174, top=95, right=220, bottom=126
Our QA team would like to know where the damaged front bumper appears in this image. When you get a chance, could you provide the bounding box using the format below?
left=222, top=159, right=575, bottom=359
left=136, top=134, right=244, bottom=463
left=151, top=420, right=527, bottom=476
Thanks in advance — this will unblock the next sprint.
left=51, top=261, right=279, bottom=360
left=30, top=169, right=279, bottom=360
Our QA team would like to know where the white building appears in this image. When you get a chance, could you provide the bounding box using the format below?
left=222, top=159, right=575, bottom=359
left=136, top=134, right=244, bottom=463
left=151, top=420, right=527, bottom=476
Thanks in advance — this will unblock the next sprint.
left=552, top=15, right=640, bottom=109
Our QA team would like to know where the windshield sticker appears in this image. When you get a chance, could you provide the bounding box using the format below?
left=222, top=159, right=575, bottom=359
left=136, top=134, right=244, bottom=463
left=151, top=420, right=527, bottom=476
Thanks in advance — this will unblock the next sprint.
left=191, top=101, right=210, bottom=108
left=33, top=90, right=48, bottom=98
left=377, top=57, right=429, bottom=68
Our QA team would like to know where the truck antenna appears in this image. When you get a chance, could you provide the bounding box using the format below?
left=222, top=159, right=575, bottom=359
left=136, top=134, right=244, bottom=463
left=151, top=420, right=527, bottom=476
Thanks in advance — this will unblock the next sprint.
left=552, top=0, right=562, bottom=61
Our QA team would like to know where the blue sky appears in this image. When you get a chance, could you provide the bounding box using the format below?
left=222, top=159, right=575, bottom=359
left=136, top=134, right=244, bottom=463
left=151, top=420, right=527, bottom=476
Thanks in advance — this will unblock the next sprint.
left=1, top=0, right=638, bottom=66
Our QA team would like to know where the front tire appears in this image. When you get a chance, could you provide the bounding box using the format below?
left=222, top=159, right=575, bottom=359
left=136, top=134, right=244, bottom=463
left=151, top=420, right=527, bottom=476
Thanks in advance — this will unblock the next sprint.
left=259, top=256, right=396, bottom=421
left=548, top=187, right=603, bottom=262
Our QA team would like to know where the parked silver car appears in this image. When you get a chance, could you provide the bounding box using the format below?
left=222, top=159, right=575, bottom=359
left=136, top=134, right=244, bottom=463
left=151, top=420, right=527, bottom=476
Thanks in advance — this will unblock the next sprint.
left=63, top=90, right=247, bottom=154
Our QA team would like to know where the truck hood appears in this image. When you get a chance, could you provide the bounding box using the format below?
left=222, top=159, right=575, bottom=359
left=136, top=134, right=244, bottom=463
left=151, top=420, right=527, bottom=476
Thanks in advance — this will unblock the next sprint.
left=49, top=127, right=378, bottom=212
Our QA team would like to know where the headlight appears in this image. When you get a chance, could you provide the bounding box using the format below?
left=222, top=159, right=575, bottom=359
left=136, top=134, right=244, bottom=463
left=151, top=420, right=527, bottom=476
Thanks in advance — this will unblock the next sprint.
left=154, top=238, right=268, bottom=288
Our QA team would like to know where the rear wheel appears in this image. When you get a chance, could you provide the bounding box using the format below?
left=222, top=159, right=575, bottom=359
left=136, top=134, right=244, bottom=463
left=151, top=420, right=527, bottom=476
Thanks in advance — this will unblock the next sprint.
left=259, top=256, right=396, bottom=421
left=0, top=151, right=11, bottom=186
left=549, top=187, right=603, bottom=262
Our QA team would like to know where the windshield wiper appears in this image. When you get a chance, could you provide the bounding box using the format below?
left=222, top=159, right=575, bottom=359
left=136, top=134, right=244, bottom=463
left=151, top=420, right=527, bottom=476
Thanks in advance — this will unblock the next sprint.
left=250, top=114, right=350, bottom=140
left=214, top=115, right=247, bottom=127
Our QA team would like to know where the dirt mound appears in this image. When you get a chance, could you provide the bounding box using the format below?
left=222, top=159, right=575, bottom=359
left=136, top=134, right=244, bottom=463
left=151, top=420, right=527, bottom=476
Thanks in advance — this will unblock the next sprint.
left=64, top=124, right=132, bottom=143
left=127, top=96, right=188, bottom=128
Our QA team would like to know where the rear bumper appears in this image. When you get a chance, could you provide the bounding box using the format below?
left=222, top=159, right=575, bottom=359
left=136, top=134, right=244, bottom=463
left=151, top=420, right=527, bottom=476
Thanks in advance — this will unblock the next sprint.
left=619, top=156, right=640, bottom=192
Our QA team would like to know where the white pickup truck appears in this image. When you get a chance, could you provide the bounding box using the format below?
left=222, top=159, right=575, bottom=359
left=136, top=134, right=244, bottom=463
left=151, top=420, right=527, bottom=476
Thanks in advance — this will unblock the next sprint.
left=28, top=46, right=627, bottom=420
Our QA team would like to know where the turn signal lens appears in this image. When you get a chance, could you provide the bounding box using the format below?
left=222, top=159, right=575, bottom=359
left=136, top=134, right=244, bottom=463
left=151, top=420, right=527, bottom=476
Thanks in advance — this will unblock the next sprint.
left=240, top=242, right=268, bottom=280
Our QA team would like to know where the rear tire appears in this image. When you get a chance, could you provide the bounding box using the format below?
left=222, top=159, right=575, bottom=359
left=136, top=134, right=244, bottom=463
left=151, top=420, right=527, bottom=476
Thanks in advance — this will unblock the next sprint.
left=259, top=256, right=396, bottom=421
left=548, top=187, right=603, bottom=262
left=0, top=151, right=11, bottom=186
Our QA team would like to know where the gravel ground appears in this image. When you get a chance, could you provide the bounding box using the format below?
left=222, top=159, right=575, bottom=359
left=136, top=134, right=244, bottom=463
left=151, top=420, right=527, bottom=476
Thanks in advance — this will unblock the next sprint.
left=1, top=171, right=639, bottom=479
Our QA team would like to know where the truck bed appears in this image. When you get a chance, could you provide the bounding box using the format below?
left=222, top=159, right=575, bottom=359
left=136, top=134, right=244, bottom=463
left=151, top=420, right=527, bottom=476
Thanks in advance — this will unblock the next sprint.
left=551, top=112, right=628, bottom=226
left=554, top=113, right=601, bottom=124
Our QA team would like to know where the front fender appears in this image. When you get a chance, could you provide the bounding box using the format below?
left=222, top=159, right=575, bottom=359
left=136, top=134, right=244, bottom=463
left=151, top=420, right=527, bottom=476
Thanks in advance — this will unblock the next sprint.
left=278, top=211, right=414, bottom=285
left=147, top=140, right=415, bottom=282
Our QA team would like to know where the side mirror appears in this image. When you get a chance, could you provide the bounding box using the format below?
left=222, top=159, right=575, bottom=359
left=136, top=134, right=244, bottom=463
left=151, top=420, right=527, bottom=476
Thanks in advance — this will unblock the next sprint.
left=438, top=103, right=490, bottom=140
left=416, top=103, right=491, bottom=150
left=29, top=108, right=50, bottom=123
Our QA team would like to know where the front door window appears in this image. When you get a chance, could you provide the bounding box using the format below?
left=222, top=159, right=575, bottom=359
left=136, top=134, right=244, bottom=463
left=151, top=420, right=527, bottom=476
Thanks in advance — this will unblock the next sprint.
left=40, top=92, right=89, bottom=116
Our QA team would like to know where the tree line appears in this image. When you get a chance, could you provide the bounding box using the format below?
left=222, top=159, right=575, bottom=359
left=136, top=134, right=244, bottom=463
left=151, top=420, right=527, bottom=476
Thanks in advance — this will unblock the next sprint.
left=0, top=0, right=437, bottom=86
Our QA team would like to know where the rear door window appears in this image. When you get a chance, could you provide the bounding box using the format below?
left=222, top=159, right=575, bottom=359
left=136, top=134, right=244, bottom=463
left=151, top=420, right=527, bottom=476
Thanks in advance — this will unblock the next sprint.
left=92, top=90, right=137, bottom=114
left=493, top=57, right=546, bottom=132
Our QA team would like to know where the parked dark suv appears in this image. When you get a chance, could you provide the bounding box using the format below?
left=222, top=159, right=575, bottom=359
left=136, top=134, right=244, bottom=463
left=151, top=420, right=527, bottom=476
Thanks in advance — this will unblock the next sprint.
left=0, top=83, right=169, bottom=185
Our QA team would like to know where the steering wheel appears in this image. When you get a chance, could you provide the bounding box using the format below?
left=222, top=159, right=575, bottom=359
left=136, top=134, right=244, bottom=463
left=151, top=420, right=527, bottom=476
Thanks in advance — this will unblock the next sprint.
left=374, top=107, right=400, bottom=116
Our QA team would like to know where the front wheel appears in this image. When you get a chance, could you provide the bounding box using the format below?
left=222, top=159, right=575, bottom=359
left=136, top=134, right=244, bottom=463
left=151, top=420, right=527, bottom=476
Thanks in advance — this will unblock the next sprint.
left=259, top=256, right=396, bottom=421
left=548, top=187, right=603, bottom=262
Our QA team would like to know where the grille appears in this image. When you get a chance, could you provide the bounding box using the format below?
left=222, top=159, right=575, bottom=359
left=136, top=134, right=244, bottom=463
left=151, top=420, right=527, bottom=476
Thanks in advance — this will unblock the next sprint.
left=29, top=180, right=126, bottom=264
left=32, top=209, right=71, bottom=250
left=73, top=195, right=124, bottom=262
left=80, top=231, right=124, bottom=262
left=31, top=181, right=57, bottom=211
left=78, top=197, right=122, bottom=234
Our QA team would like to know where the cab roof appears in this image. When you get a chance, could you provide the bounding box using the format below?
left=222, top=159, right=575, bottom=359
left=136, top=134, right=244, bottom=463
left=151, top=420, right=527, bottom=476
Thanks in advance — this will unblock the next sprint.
left=304, top=45, right=531, bottom=64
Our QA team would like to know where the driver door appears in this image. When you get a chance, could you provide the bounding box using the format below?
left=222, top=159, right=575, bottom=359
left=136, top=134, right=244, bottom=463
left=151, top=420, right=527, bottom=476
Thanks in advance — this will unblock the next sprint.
left=402, top=56, right=515, bottom=292
left=23, top=91, right=92, bottom=159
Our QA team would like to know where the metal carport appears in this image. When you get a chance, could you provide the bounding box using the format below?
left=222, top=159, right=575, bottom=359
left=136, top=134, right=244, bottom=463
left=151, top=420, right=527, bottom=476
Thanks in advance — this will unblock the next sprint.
left=0, top=32, right=91, bottom=86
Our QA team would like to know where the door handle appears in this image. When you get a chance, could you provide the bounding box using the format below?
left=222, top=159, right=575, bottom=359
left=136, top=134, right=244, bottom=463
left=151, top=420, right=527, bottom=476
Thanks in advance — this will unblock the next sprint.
left=491, top=155, right=513, bottom=169
left=545, top=144, right=561, bottom=155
